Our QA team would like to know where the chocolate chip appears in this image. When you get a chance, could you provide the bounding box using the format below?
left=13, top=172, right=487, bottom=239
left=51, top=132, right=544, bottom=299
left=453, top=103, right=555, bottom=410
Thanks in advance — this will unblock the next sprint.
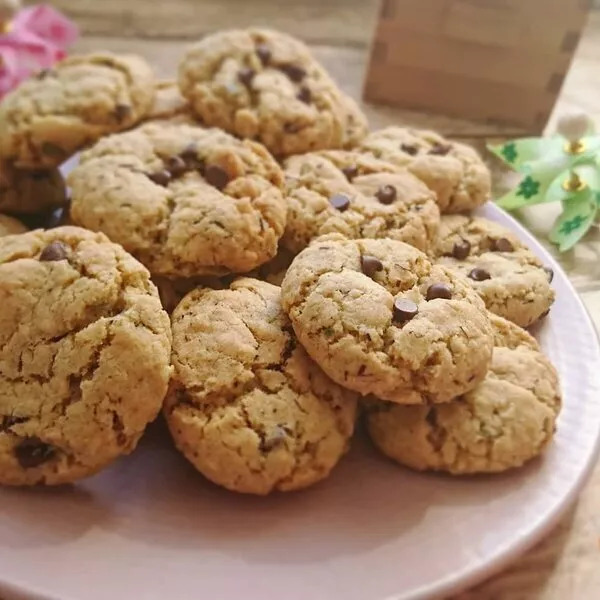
left=361, top=254, right=383, bottom=278
left=375, top=184, right=397, bottom=204
left=15, top=437, right=56, bottom=469
left=341, top=165, right=358, bottom=181
left=452, top=239, right=471, bottom=260
left=279, top=63, right=306, bottom=82
left=114, top=103, right=132, bottom=123
left=256, top=43, right=271, bottom=65
left=329, top=193, right=350, bottom=211
left=297, top=86, right=311, bottom=103
left=468, top=267, right=491, bottom=281
left=428, top=143, right=452, bottom=156
left=166, top=156, right=187, bottom=178
left=238, top=67, right=255, bottom=87
left=204, top=165, right=230, bottom=190
left=544, top=266, right=554, bottom=282
left=36, top=68, right=55, bottom=80
left=260, top=425, right=288, bottom=452
left=39, top=241, right=69, bottom=262
left=393, top=298, right=419, bottom=325
left=426, top=283, right=453, bottom=301
left=180, top=143, right=198, bottom=161
left=492, top=237, right=514, bottom=252
left=401, top=143, right=418, bottom=156
left=148, top=169, right=172, bottom=186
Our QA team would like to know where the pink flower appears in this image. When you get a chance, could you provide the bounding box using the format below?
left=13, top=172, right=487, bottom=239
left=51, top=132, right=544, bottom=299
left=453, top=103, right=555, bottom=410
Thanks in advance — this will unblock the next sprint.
left=0, top=4, right=78, bottom=96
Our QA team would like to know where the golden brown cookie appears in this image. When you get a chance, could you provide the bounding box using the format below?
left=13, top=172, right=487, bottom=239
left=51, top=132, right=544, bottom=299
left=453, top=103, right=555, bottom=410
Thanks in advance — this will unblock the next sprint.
left=68, top=122, right=287, bottom=278
left=435, top=215, right=555, bottom=327
left=281, top=236, right=493, bottom=404
left=0, top=53, right=155, bottom=168
left=178, top=28, right=367, bottom=156
left=359, top=127, right=491, bottom=213
left=282, top=150, right=439, bottom=254
left=165, top=278, right=358, bottom=495
left=366, top=315, right=561, bottom=474
left=0, top=226, right=172, bottom=486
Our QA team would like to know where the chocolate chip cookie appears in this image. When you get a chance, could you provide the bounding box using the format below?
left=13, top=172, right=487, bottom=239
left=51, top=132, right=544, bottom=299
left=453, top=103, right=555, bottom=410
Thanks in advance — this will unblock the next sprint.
left=69, top=122, right=287, bottom=278
left=0, top=53, right=155, bottom=168
left=0, top=214, right=27, bottom=237
left=282, top=150, right=439, bottom=254
left=280, top=236, right=493, bottom=404
left=165, top=278, right=358, bottom=495
left=359, top=127, right=491, bottom=213
left=365, top=314, right=561, bottom=474
left=144, top=79, right=194, bottom=123
left=178, top=28, right=367, bottom=156
left=0, top=161, right=66, bottom=215
left=435, top=215, right=555, bottom=327
left=0, top=226, right=172, bottom=486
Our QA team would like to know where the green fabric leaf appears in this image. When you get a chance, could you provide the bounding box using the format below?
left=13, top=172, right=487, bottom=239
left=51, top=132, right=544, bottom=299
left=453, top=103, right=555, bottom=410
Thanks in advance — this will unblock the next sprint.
left=549, top=189, right=597, bottom=251
left=488, top=137, right=562, bottom=171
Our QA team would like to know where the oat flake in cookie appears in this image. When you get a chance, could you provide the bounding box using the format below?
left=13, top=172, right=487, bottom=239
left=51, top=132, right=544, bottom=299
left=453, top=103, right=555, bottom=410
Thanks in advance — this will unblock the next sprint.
left=282, top=150, right=439, bottom=254
left=280, top=236, right=494, bottom=404
left=165, top=278, right=358, bottom=495
left=365, top=315, right=561, bottom=474
left=0, top=53, right=155, bottom=168
left=435, top=215, right=555, bottom=328
left=0, top=227, right=172, bottom=486
left=68, top=122, right=287, bottom=278
left=359, top=127, right=491, bottom=213
left=178, top=28, right=367, bottom=156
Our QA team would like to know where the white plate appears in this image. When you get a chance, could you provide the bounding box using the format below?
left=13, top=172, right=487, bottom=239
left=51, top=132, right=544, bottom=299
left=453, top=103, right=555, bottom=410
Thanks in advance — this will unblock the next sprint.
left=1, top=202, right=599, bottom=600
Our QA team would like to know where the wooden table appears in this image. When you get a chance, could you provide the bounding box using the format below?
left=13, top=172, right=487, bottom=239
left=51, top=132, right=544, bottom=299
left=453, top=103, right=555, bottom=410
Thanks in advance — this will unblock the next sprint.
left=32, top=1, right=600, bottom=597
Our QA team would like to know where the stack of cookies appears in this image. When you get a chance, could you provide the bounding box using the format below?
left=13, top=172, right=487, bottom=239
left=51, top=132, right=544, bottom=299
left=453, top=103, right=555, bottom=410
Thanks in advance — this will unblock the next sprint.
left=0, top=28, right=560, bottom=494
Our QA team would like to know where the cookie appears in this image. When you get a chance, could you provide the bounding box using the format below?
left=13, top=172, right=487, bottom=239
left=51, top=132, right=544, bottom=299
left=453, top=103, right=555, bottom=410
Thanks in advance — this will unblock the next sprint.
left=0, top=53, right=155, bottom=168
left=164, top=278, right=358, bottom=495
left=0, top=214, right=27, bottom=237
left=68, top=122, right=287, bottom=278
left=0, top=161, right=67, bottom=215
left=144, top=79, right=193, bottom=123
left=282, top=150, right=439, bottom=254
left=365, top=314, right=561, bottom=474
left=359, top=127, right=491, bottom=213
left=435, top=215, right=555, bottom=327
left=280, top=236, right=493, bottom=404
left=0, top=226, right=172, bottom=486
left=178, top=28, right=367, bottom=156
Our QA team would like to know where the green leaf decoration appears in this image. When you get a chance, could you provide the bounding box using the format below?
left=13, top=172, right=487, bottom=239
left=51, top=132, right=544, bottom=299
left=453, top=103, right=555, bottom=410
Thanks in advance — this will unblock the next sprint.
left=516, top=175, right=540, bottom=198
left=549, top=188, right=598, bottom=251
left=488, top=137, right=561, bottom=171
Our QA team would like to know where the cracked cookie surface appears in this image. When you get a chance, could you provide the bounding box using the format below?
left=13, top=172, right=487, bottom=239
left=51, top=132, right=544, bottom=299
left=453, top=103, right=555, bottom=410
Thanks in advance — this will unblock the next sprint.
left=178, top=28, right=367, bottom=156
left=435, top=215, right=555, bottom=327
left=0, top=214, right=27, bottom=237
left=359, top=127, right=490, bottom=213
left=280, top=236, right=493, bottom=404
left=0, top=161, right=66, bottom=215
left=165, top=278, right=358, bottom=495
left=68, top=122, right=287, bottom=278
left=282, top=150, right=439, bottom=254
left=0, top=226, right=172, bottom=486
left=365, top=315, right=561, bottom=474
left=0, top=53, right=155, bottom=168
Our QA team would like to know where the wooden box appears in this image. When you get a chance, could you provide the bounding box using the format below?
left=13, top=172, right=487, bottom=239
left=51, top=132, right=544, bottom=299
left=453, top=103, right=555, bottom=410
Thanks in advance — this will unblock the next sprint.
left=363, top=0, right=592, bottom=132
